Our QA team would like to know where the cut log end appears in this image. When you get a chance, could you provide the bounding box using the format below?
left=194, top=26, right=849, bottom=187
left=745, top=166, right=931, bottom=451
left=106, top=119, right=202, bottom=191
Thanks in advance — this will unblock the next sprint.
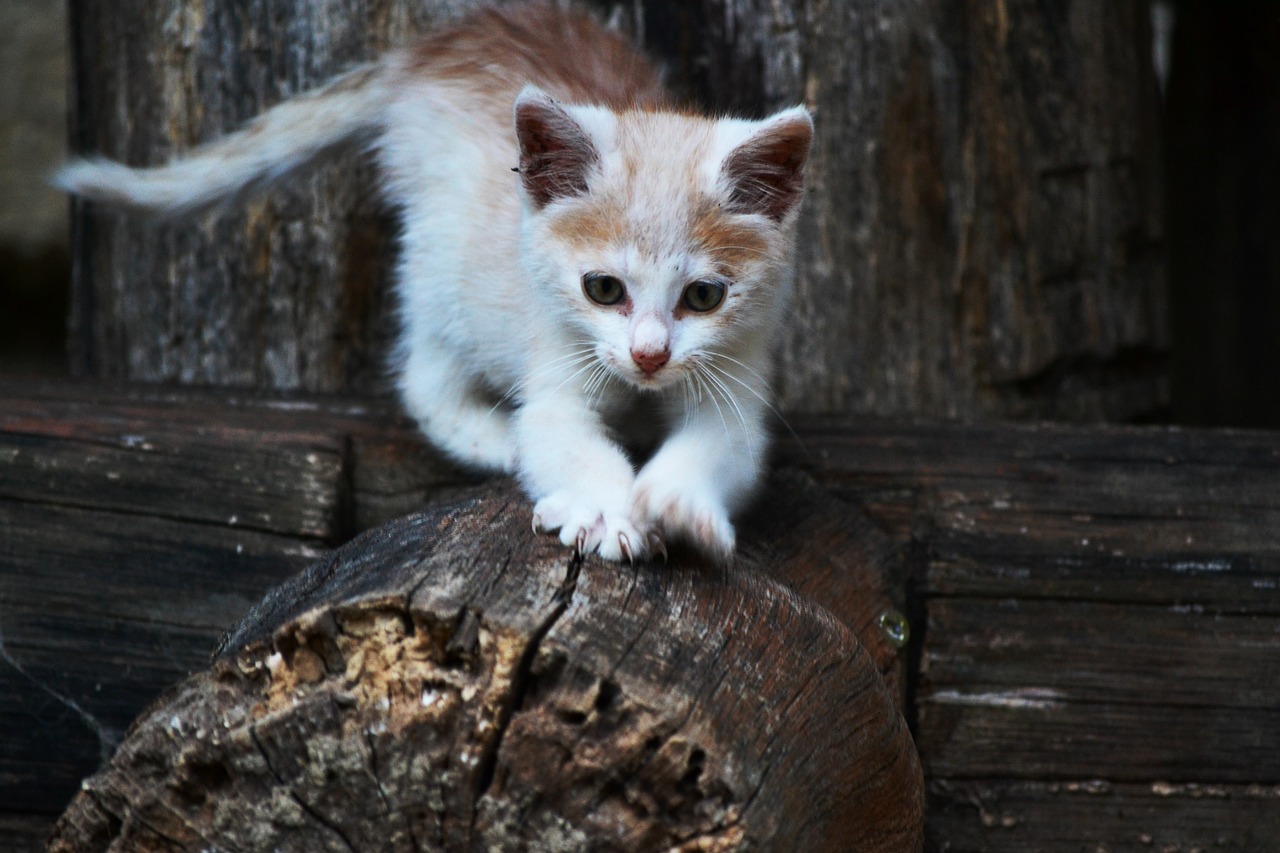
left=50, top=475, right=923, bottom=852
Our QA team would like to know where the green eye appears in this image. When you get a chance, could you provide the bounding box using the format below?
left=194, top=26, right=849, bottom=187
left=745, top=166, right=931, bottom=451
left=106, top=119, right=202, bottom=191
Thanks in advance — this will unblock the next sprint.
left=583, top=273, right=625, bottom=306
left=682, top=279, right=727, bottom=312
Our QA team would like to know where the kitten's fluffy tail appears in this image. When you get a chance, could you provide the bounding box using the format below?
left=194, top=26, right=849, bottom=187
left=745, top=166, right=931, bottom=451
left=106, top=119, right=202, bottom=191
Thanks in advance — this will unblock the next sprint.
left=53, top=63, right=390, bottom=216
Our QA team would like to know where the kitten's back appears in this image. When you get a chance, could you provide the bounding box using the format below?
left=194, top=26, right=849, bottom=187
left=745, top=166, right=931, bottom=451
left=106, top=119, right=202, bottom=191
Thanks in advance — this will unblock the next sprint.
left=55, top=4, right=665, bottom=217
left=401, top=4, right=666, bottom=111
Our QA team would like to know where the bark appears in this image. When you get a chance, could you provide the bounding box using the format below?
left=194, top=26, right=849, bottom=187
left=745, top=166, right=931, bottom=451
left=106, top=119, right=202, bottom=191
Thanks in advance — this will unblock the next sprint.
left=47, top=477, right=924, bottom=852
left=67, top=0, right=1166, bottom=421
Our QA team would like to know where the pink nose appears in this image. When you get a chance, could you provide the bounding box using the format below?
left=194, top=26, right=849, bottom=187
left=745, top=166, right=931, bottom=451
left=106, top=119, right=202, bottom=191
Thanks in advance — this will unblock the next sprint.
left=631, top=348, right=670, bottom=375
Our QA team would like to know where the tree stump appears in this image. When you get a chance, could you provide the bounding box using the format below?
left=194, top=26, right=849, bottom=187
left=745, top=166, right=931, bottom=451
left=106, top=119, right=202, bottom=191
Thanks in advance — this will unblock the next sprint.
left=49, top=474, right=923, bottom=851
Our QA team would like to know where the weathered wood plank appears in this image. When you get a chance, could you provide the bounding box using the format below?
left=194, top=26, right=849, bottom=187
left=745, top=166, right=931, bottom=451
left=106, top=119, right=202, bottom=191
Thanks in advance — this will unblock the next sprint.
left=0, top=384, right=381, bottom=834
left=0, top=380, right=477, bottom=538
left=918, top=698, right=1279, bottom=783
left=925, top=598, right=1280, bottom=710
left=0, top=499, right=324, bottom=623
left=0, top=430, right=340, bottom=539
left=776, top=417, right=1280, bottom=849
left=785, top=418, right=1280, bottom=610
left=0, top=813, right=55, bottom=853
left=927, top=780, right=1280, bottom=852
left=0, top=386, right=347, bottom=539
left=0, top=498, right=322, bottom=816
left=347, top=429, right=485, bottom=531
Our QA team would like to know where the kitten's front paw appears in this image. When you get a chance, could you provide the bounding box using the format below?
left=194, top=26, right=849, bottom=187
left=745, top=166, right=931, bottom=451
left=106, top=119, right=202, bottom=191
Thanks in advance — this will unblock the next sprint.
left=631, top=478, right=735, bottom=563
left=532, top=491, right=656, bottom=563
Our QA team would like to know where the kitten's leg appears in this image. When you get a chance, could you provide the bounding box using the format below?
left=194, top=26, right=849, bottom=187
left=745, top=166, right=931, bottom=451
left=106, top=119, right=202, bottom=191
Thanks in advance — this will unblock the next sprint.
left=631, top=372, right=771, bottom=562
left=515, top=385, right=652, bottom=562
left=398, top=340, right=517, bottom=473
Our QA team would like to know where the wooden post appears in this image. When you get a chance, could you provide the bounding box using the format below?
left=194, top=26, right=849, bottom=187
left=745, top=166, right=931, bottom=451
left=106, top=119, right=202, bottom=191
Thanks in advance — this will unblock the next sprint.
left=66, top=0, right=1166, bottom=421
left=47, top=478, right=924, bottom=852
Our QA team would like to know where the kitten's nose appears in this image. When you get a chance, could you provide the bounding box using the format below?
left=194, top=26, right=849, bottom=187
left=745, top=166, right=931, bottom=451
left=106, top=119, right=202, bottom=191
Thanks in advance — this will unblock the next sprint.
left=631, top=347, right=670, bottom=375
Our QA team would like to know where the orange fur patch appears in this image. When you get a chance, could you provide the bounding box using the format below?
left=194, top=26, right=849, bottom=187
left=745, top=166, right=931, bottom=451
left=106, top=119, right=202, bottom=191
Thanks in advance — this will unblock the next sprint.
left=404, top=4, right=665, bottom=109
left=691, top=201, right=773, bottom=278
left=546, top=197, right=628, bottom=251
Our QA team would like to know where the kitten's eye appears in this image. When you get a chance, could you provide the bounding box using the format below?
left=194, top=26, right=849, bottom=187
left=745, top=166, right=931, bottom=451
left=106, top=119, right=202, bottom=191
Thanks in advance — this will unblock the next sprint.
left=583, top=273, right=625, bottom=306
left=682, top=279, right=727, bottom=313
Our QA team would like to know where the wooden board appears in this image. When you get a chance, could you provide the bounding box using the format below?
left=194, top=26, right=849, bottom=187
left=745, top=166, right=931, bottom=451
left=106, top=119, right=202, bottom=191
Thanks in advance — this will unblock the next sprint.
left=779, top=417, right=1280, bottom=850
left=0, top=383, right=470, bottom=842
left=3, top=382, right=1279, bottom=850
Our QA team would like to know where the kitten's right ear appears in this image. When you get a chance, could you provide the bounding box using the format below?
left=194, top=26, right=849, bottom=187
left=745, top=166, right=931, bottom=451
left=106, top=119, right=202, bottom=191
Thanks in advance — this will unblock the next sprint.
left=514, top=86, right=599, bottom=209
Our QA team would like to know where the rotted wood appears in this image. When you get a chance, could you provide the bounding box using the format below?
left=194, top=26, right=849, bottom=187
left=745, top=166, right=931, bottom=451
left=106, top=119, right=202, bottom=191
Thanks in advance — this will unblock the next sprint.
left=48, top=478, right=924, bottom=852
left=0, top=381, right=474, bottom=833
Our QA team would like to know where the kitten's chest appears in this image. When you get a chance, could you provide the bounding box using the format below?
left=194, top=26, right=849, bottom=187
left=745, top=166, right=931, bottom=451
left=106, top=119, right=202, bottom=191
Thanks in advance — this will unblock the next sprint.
left=599, top=389, right=669, bottom=455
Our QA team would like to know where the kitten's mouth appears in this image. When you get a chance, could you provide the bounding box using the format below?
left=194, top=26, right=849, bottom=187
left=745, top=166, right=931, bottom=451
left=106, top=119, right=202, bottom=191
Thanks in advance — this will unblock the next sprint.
left=610, top=356, right=681, bottom=391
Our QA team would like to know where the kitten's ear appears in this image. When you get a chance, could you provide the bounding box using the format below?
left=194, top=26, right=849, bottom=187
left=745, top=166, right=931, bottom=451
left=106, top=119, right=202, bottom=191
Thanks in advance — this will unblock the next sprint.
left=514, top=86, right=599, bottom=209
left=721, top=107, right=814, bottom=222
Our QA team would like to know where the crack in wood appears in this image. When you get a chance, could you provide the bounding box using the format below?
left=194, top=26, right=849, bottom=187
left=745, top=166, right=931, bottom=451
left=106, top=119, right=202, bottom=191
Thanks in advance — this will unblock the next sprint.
left=467, top=549, right=583, bottom=843
left=248, top=722, right=358, bottom=853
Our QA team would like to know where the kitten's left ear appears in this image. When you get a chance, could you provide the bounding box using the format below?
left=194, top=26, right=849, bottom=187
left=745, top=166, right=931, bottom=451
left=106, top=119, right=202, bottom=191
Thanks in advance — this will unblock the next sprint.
left=721, top=107, right=814, bottom=222
left=514, top=86, right=600, bottom=209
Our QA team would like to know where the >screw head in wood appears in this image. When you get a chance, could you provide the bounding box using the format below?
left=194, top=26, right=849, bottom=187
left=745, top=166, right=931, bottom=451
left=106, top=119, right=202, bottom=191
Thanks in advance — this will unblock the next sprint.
left=877, top=608, right=910, bottom=649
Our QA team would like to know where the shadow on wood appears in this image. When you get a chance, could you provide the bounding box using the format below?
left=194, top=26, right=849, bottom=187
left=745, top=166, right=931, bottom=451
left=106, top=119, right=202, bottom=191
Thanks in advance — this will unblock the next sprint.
left=49, top=477, right=924, bottom=852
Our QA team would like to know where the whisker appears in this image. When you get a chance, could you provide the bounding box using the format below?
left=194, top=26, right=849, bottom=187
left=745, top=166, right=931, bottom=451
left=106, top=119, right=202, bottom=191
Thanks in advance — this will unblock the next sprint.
left=581, top=364, right=602, bottom=405
left=681, top=373, right=694, bottom=430
left=699, top=361, right=756, bottom=463
left=583, top=363, right=614, bottom=408
left=693, top=364, right=730, bottom=442
left=704, top=352, right=806, bottom=452
left=549, top=356, right=609, bottom=397
left=703, top=350, right=770, bottom=386
left=484, top=344, right=597, bottom=421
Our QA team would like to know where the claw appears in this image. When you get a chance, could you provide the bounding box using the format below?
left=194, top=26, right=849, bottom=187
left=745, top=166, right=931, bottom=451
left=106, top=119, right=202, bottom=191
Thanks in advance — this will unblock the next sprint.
left=648, top=532, right=668, bottom=564
left=618, top=532, right=635, bottom=566
left=574, top=528, right=587, bottom=556
left=532, top=513, right=544, bottom=535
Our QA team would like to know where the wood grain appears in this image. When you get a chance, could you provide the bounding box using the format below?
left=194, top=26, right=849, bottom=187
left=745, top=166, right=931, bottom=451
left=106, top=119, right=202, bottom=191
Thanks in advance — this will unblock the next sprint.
left=2, top=382, right=919, bottom=849
left=776, top=415, right=1280, bottom=850
left=6, top=382, right=1277, bottom=849
left=48, top=483, right=922, bottom=852
left=67, top=0, right=1166, bottom=421
left=927, top=780, right=1280, bottom=852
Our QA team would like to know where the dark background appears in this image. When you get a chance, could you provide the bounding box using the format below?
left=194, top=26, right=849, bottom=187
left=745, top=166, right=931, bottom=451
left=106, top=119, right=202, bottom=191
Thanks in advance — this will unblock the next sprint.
left=1165, top=0, right=1280, bottom=427
left=2, top=0, right=1277, bottom=428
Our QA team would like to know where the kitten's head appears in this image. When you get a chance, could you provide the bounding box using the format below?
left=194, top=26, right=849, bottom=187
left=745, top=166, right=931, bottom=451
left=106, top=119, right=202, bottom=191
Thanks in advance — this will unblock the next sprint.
left=513, top=87, right=812, bottom=394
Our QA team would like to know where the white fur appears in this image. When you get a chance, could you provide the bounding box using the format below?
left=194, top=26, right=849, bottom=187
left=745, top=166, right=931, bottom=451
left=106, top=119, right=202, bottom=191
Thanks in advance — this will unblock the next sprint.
left=54, top=25, right=811, bottom=564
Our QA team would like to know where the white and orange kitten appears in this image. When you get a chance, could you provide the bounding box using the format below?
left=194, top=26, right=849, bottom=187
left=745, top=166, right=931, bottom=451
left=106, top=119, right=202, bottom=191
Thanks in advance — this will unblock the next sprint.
left=56, top=3, right=813, bottom=564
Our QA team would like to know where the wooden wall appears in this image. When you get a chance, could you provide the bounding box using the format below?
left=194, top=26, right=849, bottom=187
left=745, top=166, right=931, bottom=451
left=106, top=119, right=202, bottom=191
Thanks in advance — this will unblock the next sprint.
left=65, top=0, right=1167, bottom=421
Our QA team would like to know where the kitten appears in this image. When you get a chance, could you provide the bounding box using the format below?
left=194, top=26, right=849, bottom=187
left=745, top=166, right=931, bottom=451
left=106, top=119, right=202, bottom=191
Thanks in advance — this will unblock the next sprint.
left=55, top=3, right=813, bottom=564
